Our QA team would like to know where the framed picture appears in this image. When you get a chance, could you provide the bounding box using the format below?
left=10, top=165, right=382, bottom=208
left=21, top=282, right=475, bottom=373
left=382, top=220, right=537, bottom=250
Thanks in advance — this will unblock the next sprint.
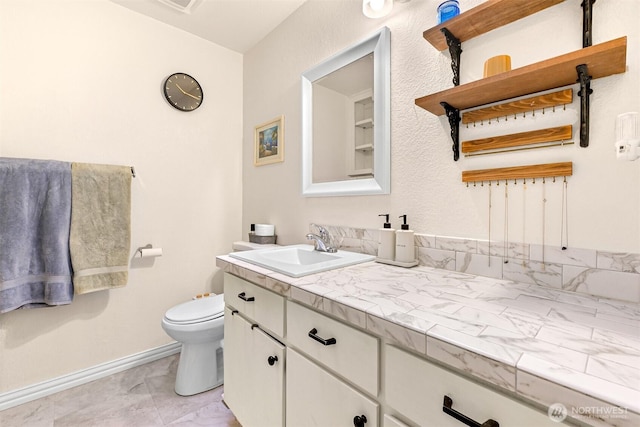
left=254, top=116, right=284, bottom=166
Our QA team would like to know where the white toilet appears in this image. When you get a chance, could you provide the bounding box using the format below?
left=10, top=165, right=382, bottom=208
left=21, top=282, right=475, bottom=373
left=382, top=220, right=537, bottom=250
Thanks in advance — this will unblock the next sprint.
left=161, top=294, right=225, bottom=396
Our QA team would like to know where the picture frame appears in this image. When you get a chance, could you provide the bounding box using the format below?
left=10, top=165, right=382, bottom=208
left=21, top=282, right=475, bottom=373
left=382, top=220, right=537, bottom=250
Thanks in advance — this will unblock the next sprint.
left=254, top=115, right=284, bottom=166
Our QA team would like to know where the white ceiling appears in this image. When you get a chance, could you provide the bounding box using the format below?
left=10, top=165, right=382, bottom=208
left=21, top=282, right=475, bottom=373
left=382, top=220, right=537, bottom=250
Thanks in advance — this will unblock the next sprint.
left=110, top=0, right=307, bottom=53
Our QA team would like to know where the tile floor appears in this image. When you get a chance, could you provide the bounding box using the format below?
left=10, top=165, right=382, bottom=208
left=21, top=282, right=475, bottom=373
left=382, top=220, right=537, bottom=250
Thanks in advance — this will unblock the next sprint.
left=0, top=354, right=240, bottom=427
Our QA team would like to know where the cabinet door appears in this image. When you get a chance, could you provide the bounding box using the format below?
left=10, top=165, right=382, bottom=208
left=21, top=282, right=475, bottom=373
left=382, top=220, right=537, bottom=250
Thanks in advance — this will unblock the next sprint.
left=222, top=307, right=247, bottom=423
left=286, top=348, right=379, bottom=427
left=385, top=345, right=558, bottom=427
left=223, top=307, right=285, bottom=427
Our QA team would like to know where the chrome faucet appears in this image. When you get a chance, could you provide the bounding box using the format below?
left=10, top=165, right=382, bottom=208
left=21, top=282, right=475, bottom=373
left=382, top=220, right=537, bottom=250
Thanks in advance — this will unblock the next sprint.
left=306, top=224, right=337, bottom=253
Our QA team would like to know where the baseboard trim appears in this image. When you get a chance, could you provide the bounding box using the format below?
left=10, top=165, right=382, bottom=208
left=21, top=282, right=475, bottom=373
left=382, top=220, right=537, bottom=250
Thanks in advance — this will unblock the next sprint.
left=0, top=342, right=181, bottom=411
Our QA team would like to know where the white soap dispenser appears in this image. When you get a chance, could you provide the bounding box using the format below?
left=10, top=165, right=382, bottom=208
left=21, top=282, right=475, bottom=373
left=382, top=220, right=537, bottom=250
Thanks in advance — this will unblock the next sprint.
left=395, top=215, right=416, bottom=264
left=376, top=214, right=395, bottom=262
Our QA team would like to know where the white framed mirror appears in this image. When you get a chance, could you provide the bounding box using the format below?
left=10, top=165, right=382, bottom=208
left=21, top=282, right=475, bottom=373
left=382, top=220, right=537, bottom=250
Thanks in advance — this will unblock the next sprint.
left=302, top=27, right=390, bottom=197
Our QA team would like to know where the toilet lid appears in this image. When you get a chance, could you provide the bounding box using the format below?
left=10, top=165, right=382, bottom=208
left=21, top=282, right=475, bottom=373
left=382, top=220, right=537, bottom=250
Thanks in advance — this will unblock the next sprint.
left=164, top=294, right=225, bottom=324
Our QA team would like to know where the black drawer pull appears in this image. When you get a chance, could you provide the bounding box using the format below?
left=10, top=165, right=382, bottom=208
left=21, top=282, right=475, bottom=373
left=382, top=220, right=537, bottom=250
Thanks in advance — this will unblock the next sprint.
left=353, top=415, right=367, bottom=427
left=237, top=292, right=255, bottom=302
left=268, top=355, right=278, bottom=366
left=443, top=396, right=499, bottom=427
left=308, top=328, right=336, bottom=346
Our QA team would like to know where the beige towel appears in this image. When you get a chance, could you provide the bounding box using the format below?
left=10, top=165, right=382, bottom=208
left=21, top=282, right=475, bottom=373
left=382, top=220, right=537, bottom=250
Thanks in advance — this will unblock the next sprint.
left=70, top=163, right=132, bottom=294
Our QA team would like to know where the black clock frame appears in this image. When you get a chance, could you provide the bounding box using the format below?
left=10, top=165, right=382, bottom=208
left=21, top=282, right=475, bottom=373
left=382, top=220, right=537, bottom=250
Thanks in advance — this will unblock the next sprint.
left=163, top=72, right=203, bottom=112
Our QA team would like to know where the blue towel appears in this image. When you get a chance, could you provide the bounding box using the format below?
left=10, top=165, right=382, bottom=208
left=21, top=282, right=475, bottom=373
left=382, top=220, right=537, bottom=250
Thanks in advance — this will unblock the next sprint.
left=0, top=157, right=74, bottom=313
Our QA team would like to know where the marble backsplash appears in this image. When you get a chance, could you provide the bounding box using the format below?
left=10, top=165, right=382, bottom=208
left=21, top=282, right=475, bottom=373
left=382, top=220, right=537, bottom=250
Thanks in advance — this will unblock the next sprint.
left=314, top=224, right=640, bottom=304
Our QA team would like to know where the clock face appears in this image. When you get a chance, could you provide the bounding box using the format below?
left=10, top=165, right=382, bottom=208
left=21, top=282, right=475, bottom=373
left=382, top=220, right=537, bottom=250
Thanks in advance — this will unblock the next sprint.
left=163, top=73, right=203, bottom=111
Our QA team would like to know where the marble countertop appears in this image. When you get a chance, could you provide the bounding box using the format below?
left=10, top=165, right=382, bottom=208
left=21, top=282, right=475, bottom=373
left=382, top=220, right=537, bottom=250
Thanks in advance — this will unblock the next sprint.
left=216, top=255, right=640, bottom=426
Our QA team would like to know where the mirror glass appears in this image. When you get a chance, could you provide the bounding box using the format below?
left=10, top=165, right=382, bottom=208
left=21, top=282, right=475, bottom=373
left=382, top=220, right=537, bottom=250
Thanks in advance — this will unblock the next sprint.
left=302, top=27, right=390, bottom=197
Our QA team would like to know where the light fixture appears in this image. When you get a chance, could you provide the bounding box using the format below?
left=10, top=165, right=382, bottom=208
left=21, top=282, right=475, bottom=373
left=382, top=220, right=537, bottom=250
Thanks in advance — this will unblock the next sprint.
left=156, top=0, right=201, bottom=14
left=363, top=0, right=393, bottom=18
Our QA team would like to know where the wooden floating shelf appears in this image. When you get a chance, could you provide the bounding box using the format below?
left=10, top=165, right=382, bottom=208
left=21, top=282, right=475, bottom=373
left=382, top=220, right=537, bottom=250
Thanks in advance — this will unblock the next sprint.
left=462, top=162, right=573, bottom=183
left=462, top=89, right=573, bottom=125
left=462, top=125, right=573, bottom=154
left=423, top=0, right=565, bottom=51
left=416, top=37, right=627, bottom=116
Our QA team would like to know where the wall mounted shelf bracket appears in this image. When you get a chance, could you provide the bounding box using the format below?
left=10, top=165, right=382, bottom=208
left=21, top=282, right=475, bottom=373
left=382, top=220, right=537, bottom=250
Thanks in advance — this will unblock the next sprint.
left=576, top=63, right=593, bottom=147
left=579, top=0, right=595, bottom=146
left=441, top=28, right=462, bottom=86
left=441, top=101, right=461, bottom=160
left=582, top=0, right=595, bottom=48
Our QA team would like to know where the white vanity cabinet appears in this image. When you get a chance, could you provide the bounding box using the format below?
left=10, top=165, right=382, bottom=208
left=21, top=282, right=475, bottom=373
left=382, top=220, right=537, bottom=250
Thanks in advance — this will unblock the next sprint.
left=223, top=273, right=285, bottom=427
left=385, top=345, right=558, bottom=427
left=222, top=272, right=562, bottom=427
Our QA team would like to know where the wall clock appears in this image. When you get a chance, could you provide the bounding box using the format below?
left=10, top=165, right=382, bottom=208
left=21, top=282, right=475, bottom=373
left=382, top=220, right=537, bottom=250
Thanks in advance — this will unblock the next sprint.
left=163, top=73, right=203, bottom=111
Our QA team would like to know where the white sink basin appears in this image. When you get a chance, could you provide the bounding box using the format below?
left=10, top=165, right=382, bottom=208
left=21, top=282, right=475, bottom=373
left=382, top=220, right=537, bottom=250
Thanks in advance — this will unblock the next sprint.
left=228, top=244, right=375, bottom=277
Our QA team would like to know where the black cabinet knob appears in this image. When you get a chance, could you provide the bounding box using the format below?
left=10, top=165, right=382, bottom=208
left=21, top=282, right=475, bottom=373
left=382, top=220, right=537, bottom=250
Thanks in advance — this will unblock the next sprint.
left=353, top=415, right=367, bottom=427
left=267, top=355, right=278, bottom=366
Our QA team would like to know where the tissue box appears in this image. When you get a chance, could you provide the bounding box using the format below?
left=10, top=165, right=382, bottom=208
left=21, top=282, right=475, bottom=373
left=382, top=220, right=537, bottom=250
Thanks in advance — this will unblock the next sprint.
left=254, top=224, right=275, bottom=236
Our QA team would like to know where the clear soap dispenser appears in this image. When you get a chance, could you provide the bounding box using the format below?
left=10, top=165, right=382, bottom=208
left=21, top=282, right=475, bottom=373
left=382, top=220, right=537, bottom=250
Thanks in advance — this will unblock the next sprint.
left=395, top=215, right=416, bottom=264
left=377, top=214, right=396, bottom=261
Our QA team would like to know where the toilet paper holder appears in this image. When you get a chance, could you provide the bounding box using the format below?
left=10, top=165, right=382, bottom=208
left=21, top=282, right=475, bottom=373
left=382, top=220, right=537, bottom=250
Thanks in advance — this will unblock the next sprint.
left=136, top=244, right=163, bottom=258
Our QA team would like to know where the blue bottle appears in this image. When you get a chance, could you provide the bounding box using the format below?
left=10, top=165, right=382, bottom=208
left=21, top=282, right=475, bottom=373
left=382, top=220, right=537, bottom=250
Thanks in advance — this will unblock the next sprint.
left=438, top=0, right=460, bottom=24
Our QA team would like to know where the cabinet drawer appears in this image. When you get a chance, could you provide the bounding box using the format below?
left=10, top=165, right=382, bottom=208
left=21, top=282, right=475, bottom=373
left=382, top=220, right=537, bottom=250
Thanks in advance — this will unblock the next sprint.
left=286, top=301, right=378, bottom=396
left=224, top=273, right=284, bottom=337
left=385, top=345, right=558, bottom=427
left=286, top=348, right=379, bottom=427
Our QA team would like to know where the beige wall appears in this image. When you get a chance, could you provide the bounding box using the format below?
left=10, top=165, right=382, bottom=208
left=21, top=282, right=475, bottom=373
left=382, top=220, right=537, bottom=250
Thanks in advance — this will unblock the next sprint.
left=243, top=0, right=640, bottom=252
left=0, top=0, right=243, bottom=392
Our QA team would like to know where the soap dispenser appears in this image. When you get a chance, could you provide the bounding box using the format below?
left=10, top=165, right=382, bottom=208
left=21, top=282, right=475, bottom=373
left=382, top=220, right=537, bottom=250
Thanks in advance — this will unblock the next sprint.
left=248, top=223, right=256, bottom=242
left=377, top=214, right=395, bottom=261
left=395, top=215, right=416, bottom=264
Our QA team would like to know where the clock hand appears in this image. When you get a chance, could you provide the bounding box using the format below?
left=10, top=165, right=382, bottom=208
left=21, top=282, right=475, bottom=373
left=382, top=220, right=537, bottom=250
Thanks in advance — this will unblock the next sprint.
left=183, top=92, right=201, bottom=101
left=175, top=83, right=201, bottom=101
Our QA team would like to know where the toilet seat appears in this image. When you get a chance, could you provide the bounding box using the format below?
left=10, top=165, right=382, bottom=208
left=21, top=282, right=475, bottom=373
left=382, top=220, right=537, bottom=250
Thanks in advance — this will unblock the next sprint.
left=164, top=294, right=225, bottom=325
